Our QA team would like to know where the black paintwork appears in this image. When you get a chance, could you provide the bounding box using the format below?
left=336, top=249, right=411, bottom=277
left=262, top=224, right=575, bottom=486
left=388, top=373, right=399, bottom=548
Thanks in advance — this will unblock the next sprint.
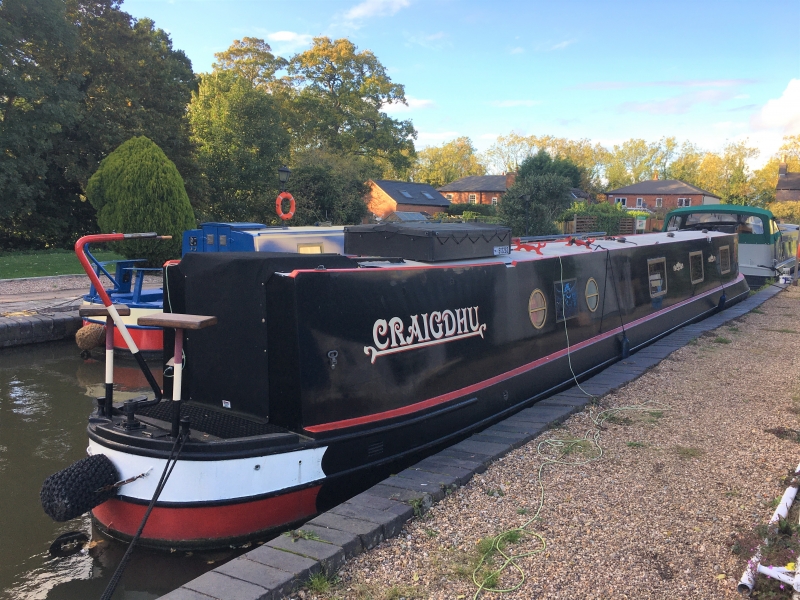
left=88, top=233, right=748, bottom=518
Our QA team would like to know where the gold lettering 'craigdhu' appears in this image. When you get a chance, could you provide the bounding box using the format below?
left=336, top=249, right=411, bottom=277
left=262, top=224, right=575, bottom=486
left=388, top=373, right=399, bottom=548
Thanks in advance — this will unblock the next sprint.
left=364, top=307, right=487, bottom=364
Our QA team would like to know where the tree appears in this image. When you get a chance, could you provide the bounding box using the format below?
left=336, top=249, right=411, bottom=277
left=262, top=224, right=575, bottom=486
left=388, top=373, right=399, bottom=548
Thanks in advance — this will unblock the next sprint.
left=86, top=136, right=196, bottom=265
left=604, top=139, right=661, bottom=189
left=753, top=135, right=800, bottom=206
left=483, top=132, right=538, bottom=173
left=696, top=141, right=759, bottom=205
left=286, top=150, right=374, bottom=226
left=410, top=137, right=486, bottom=187
left=517, top=149, right=582, bottom=188
left=212, top=37, right=288, bottom=89
left=188, top=71, right=290, bottom=223
left=288, top=37, right=416, bottom=174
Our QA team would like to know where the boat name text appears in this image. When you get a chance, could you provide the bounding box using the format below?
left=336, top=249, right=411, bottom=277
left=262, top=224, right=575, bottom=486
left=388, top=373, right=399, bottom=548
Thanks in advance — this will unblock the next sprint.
left=364, top=307, right=487, bottom=364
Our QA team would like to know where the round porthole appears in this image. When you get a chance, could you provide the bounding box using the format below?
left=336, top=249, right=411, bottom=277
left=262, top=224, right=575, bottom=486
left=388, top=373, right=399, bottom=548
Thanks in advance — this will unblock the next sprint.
left=528, top=289, right=547, bottom=329
left=585, top=278, right=599, bottom=312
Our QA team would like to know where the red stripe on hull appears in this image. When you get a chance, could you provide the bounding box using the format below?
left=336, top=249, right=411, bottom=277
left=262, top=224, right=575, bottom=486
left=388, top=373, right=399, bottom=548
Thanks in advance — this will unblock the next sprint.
left=92, top=485, right=321, bottom=547
left=113, top=325, right=162, bottom=353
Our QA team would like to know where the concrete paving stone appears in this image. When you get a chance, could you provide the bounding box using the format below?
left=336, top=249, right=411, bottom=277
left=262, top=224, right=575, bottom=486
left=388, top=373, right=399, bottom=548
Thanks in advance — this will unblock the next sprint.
left=470, top=431, right=528, bottom=448
left=447, top=439, right=510, bottom=460
left=378, top=473, right=447, bottom=502
left=485, top=422, right=549, bottom=438
left=406, top=461, right=475, bottom=486
left=362, top=482, right=432, bottom=504
left=308, top=512, right=385, bottom=549
left=328, top=504, right=409, bottom=539
left=516, top=405, right=573, bottom=422
left=414, top=453, right=488, bottom=473
left=344, top=492, right=410, bottom=513
left=435, top=448, right=494, bottom=469
left=216, top=557, right=294, bottom=599
left=474, top=426, right=537, bottom=443
left=267, top=534, right=346, bottom=574
left=158, top=587, right=218, bottom=600
left=294, top=523, right=363, bottom=558
left=393, top=467, right=461, bottom=491
left=244, top=544, right=320, bottom=580
left=184, top=571, right=267, bottom=600
left=538, top=393, right=590, bottom=406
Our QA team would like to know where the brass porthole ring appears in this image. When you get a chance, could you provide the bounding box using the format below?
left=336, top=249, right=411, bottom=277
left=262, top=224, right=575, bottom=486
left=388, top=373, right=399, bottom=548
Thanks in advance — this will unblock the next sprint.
left=585, top=278, right=600, bottom=312
left=528, top=289, right=547, bottom=329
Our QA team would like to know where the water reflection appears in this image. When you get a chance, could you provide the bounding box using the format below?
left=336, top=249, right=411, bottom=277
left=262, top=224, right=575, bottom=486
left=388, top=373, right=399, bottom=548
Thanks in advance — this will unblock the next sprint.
left=0, top=342, right=235, bottom=600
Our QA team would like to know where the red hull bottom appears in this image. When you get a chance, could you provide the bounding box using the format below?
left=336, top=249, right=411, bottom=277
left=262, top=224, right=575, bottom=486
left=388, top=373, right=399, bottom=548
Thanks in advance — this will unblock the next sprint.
left=91, top=485, right=321, bottom=549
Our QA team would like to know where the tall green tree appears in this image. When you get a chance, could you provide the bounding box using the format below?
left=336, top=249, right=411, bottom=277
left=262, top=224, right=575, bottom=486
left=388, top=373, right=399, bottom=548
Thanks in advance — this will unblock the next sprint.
left=410, top=137, right=485, bottom=187
left=517, top=149, right=582, bottom=188
left=86, top=136, right=195, bottom=265
left=212, top=37, right=288, bottom=89
left=188, top=71, right=290, bottom=223
left=288, top=37, right=416, bottom=174
left=286, top=150, right=374, bottom=226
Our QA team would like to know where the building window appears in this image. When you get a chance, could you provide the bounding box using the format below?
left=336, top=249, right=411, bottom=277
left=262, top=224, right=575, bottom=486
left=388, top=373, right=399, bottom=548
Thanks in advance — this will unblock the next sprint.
left=468, top=193, right=477, bottom=204
left=689, top=251, right=704, bottom=284
left=554, top=279, right=579, bottom=322
left=655, top=197, right=663, bottom=208
left=585, top=278, right=600, bottom=312
left=528, top=289, right=547, bottom=329
left=446, top=194, right=453, bottom=200
left=422, top=192, right=434, bottom=200
left=400, top=190, right=413, bottom=199
left=719, top=245, right=731, bottom=274
left=648, top=258, right=667, bottom=298
left=636, top=198, right=644, bottom=208
left=616, top=197, right=627, bottom=207
left=491, top=197, right=498, bottom=205
left=677, top=197, right=692, bottom=207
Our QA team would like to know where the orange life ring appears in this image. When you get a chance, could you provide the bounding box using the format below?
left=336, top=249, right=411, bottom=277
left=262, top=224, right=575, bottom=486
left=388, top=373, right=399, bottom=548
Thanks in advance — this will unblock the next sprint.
left=276, top=192, right=295, bottom=220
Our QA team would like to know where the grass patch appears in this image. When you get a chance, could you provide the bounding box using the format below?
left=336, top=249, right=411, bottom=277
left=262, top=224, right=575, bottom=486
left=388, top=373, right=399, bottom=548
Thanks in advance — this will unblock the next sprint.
left=727, top=325, right=740, bottom=332
left=606, top=414, right=634, bottom=426
left=0, top=249, right=124, bottom=279
left=423, top=527, right=438, bottom=538
left=559, top=439, right=594, bottom=456
left=626, top=441, right=647, bottom=448
left=384, top=585, right=427, bottom=599
left=306, top=571, right=335, bottom=593
left=765, top=427, right=800, bottom=443
left=751, top=308, right=765, bottom=314
left=675, top=446, right=704, bottom=459
left=485, top=488, right=505, bottom=497
left=732, top=517, right=800, bottom=599
left=285, top=529, right=322, bottom=542
left=687, top=338, right=699, bottom=345
left=713, top=336, right=732, bottom=344
left=516, top=507, right=529, bottom=515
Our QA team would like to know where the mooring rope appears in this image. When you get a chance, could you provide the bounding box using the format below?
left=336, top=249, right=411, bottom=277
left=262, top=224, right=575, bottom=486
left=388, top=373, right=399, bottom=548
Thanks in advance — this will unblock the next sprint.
left=99, top=432, right=188, bottom=600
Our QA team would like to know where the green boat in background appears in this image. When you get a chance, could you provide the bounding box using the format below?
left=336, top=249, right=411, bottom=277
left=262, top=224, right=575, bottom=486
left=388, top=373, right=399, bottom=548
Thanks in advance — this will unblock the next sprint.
left=663, top=205, right=798, bottom=287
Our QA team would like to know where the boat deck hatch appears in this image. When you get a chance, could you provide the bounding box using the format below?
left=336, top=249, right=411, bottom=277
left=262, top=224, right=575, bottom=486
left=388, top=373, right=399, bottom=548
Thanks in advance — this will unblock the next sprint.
left=137, top=402, right=285, bottom=439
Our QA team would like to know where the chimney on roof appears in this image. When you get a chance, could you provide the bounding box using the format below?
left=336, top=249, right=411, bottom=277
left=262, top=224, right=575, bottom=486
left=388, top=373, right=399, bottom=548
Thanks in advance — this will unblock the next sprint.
left=505, top=171, right=516, bottom=189
left=652, top=170, right=659, bottom=180
left=779, top=157, right=788, bottom=178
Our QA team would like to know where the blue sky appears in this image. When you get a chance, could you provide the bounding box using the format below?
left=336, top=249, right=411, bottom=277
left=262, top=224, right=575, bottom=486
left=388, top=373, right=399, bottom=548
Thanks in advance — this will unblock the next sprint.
left=125, top=0, right=800, bottom=169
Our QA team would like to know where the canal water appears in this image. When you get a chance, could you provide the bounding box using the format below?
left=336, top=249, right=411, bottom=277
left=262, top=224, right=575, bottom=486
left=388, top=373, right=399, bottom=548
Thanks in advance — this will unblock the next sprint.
left=0, top=342, right=238, bottom=600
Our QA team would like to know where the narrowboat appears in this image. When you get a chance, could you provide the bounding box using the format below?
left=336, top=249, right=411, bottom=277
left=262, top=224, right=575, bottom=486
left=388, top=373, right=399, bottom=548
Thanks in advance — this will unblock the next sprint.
left=663, top=205, right=798, bottom=287
left=43, top=224, right=749, bottom=549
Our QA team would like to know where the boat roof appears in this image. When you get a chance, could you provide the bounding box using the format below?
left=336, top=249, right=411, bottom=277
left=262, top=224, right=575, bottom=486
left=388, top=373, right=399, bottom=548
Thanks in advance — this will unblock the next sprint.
left=665, top=205, right=774, bottom=220
left=356, top=230, right=729, bottom=269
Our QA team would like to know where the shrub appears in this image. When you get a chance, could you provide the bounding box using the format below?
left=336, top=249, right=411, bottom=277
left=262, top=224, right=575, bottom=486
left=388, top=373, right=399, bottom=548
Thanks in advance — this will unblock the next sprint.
left=558, top=201, right=632, bottom=235
left=86, top=137, right=196, bottom=266
left=768, top=201, right=800, bottom=225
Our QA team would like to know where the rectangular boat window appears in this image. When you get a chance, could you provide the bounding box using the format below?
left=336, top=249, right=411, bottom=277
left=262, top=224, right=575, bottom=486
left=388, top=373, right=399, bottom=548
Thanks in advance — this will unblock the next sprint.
left=297, top=243, right=323, bottom=254
left=648, top=258, right=667, bottom=298
left=719, top=245, right=731, bottom=274
left=219, top=235, right=227, bottom=246
left=554, top=278, right=579, bottom=322
left=689, top=251, right=704, bottom=284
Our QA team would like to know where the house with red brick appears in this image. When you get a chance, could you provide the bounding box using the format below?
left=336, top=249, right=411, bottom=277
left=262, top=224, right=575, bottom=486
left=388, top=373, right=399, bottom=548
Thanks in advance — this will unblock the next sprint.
left=776, top=161, right=800, bottom=201
left=364, top=180, right=450, bottom=219
left=439, top=173, right=590, bottom=206
left=437, top=174, right=516, bottom=206
left=605, top=179, right=720, bottom=213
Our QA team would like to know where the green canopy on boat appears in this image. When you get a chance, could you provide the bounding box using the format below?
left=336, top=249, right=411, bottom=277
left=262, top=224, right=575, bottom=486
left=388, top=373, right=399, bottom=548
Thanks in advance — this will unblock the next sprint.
left=662, top=205, right=780, bottom=245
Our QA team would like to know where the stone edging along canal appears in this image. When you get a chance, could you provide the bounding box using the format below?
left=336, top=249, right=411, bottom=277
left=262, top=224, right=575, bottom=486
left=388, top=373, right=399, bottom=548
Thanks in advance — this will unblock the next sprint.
left=157, top=283, right=788, bottom=600
left=0, top=306, right=82, bottom=348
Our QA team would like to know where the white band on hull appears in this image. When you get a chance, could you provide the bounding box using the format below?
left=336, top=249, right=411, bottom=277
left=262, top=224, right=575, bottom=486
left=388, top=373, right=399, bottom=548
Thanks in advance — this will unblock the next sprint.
left=88, top=440, right=327, bottom=503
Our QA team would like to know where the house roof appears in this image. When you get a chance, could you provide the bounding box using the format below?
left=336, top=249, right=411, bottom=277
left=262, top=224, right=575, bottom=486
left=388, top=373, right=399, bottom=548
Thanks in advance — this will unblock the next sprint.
left=777, top=172, right=800, bottom=190
left=371, top=180, right=450, bottom=207
left=569, top=188, right=590, bottom=200
left=438, top=175, right=508, bottom=193
left=606, top=179, right=720, bottom=199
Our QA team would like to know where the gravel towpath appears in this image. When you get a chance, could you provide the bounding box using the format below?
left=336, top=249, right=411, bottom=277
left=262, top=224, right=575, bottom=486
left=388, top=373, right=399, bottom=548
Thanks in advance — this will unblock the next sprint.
left=300, top=285, right=800, bottom=600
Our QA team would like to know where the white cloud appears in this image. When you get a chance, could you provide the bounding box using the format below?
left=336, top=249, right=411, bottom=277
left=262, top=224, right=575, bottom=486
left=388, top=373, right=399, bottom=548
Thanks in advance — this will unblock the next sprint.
left=549, top=39, right=575, bottom=51
left=510, top=47, right=524, bottom=55
left=383, top=96, right=436, bottom=113
left=265, top=31, right=314, bottom=53
left=578, top=78, right=755, bottom=91
left=491, top=100, right=541, bottom=108
left=619, top=88, right=738, bottom=115
left=407, top=31, right=449, bottom=49
left=344, top=0, right=410, bottom=22
left=751, top=79, right=800, bottom=134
